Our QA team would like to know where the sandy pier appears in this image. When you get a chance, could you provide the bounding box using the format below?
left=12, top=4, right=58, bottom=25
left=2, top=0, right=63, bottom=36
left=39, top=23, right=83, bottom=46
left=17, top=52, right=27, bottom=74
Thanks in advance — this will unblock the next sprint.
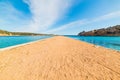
left=0, top=36, right=120, bottom=80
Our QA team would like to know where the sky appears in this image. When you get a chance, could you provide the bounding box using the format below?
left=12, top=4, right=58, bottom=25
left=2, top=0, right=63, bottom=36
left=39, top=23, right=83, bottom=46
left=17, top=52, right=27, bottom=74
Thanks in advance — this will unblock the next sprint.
left=0, top=0, right=120, bottom=35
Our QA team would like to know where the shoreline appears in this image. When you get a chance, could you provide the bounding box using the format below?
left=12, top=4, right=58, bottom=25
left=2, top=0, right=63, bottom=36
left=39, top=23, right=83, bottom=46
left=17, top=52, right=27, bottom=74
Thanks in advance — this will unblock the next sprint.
left=74, top=39, right=120, bottom=52
left=0, top=36, right=119, bottom=52
left=0, top=37, right=53, bottom=51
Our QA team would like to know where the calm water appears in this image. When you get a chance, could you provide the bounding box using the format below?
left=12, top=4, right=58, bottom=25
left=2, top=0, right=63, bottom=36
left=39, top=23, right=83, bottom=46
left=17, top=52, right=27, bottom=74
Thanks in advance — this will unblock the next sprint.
left=0, top=36, right=51, bottom=49
left=0, top=36, right=120, bottom=51
left=67, top=35, right=120, bottom=51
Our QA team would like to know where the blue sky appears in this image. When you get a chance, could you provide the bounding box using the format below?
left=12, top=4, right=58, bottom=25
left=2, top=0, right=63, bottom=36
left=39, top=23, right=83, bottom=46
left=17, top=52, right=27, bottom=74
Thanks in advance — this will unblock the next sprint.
left=0, top=0, right=120, bottom=35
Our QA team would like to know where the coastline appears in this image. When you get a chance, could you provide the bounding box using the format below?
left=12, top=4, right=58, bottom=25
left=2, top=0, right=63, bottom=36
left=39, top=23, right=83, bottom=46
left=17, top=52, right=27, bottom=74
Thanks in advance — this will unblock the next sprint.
left=75, top=39, right=120, bottom=52
left=0, top=36, right=119, bottom=52
left=0, top=36, right=120, bottom=80
left=0, top=35, right=119, bottom=52
left=0, top=36, right=52, bottom=51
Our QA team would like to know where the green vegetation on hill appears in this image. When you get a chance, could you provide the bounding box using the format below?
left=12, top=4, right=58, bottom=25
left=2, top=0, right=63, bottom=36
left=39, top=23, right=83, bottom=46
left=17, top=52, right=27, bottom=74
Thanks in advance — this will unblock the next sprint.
left=0, top=29, right=54, bottom=36
left=78, top=25, right=120, bottom=36
left=0, top=30, right=10, bottom=34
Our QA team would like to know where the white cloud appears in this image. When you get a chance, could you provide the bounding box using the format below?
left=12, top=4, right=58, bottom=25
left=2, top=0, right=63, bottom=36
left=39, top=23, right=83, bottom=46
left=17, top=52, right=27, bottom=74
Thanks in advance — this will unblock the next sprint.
left=45, top=19, right=87, bottom=33
left=23, top=0, right=73, bottom=32
left=92, top=11, right=120, bottom=22
left=46, top=11, right=120, bottom=34
left=1, top=1, right=120, bottom=34
left=0, top=2, right=30, bottom=31
left=0, top=2, right=26, bottom=21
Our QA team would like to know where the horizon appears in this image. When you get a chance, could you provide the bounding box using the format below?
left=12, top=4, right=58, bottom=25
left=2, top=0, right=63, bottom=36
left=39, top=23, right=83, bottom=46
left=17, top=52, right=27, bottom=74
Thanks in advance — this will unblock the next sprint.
left=0, top=0, right=120, bottom=35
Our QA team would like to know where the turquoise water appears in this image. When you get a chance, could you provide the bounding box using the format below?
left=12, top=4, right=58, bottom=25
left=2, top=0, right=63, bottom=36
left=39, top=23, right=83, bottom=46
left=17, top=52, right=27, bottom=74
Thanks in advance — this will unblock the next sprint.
left=0, top=36, right=51, bottom=49
left=0, top=36, right=120, bottom=51
left=67, top=35, right=120, bottom=51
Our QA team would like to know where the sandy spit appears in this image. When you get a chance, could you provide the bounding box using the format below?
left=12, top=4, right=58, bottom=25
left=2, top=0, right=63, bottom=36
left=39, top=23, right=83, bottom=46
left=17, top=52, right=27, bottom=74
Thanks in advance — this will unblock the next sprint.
left=0, top=36, right=120, bottom=80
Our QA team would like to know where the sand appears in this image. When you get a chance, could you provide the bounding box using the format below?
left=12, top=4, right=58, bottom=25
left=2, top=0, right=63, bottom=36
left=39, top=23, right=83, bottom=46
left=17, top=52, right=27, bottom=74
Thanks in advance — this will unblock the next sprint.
left=0, top=36, right=120, bottom=80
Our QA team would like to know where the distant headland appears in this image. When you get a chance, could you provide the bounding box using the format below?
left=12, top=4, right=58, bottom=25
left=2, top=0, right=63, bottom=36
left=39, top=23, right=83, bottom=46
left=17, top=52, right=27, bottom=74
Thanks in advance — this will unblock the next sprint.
left=78, top=25, right=120, bottom=36
left=0, top=29, right=54, bottom=36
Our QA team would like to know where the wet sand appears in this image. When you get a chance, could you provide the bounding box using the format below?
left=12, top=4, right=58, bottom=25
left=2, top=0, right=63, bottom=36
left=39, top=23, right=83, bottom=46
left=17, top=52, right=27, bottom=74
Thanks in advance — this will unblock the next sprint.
left=0, top=36, right=120, bottom=80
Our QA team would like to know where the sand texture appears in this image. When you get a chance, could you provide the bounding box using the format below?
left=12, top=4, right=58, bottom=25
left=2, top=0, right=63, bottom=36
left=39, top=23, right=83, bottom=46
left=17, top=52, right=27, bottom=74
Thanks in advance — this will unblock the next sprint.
left=0, top=36, right=120, bottom=80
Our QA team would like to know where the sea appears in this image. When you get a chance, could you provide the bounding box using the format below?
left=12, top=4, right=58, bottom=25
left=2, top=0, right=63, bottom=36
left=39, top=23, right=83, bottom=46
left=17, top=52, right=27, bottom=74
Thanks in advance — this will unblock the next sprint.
left=0, top=36, right=120, bottom=51
left=0, top=36, right=51, bottom=49
left=67, top=35, right=120, bottom=51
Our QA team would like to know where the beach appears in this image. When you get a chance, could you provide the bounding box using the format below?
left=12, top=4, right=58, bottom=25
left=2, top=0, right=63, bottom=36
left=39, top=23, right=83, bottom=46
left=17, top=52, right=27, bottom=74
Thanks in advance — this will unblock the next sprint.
left=0, top=36, right=120, bottom=80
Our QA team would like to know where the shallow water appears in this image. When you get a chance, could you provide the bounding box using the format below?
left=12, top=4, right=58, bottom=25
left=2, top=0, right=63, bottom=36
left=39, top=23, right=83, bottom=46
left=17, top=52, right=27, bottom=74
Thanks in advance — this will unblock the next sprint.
left=67, top=35, right=120, bottom=51
left=0, top=36, right=51, bottom=49
left=0, top=36, right=120, bottom=51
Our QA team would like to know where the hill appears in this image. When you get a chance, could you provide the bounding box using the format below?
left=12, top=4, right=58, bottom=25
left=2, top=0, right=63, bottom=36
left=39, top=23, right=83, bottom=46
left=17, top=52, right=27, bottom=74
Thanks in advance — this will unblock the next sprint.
left=0, top=29, right=54, bottom=36
left=78, top=25, right=120, bottom=36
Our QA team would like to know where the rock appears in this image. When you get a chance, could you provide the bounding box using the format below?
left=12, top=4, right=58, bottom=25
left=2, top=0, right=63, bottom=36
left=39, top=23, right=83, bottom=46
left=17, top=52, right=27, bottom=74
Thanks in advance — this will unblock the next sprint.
left=78, top=25, right=120, bottom=36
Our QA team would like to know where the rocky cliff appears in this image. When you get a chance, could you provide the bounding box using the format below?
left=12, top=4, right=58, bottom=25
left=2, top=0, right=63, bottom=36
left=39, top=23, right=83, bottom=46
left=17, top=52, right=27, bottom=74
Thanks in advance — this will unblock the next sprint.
left=78, top=25, right=120, bottom=36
